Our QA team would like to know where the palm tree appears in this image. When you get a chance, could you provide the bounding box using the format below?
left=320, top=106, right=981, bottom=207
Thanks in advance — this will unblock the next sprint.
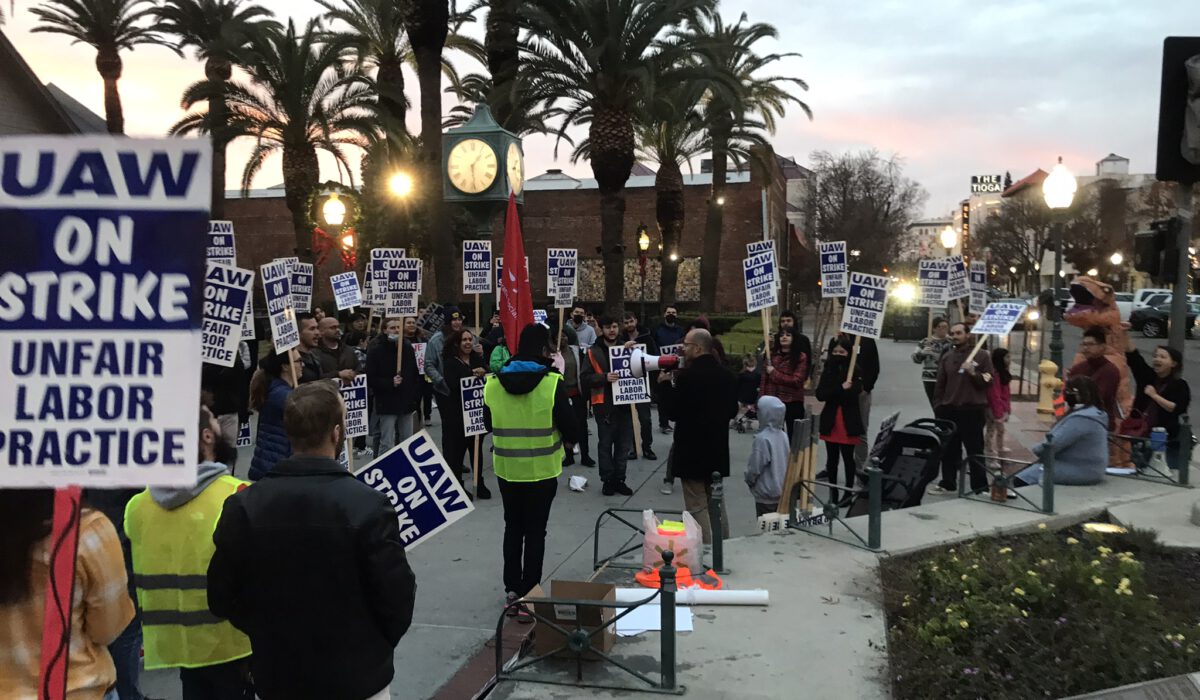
left=156, top=0, right=278, bottom=217
left=685, top=11, right=811, bottom=310
left=31, top=0, right=172, bottom=134
left=172, top=18, right=377, bottom=261
left=634, top=77, right=706, bottom=308
left=522, top=0, right=713, bottom=316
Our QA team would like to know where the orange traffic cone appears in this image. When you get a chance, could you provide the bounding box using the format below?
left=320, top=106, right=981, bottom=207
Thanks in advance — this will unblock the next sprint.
left=1052, top=390, right=1066, bottom=420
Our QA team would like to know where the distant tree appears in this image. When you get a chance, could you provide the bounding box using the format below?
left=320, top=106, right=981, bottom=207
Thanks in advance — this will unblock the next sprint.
left=809, top=150, right=927, bottom=275
left=1003, top=171, right=1013, bottom=191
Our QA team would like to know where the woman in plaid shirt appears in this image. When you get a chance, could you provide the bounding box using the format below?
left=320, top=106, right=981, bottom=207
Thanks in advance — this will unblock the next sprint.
left=0, top=490, right=134, bottom=700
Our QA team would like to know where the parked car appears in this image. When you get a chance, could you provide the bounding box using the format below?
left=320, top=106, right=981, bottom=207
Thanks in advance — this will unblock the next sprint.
left=1132, top=288, right=1173, bottom=310
left=1129, top=302, right=1199, bottom=338
left=994, top=298, right=1041, bottom=329
left=1114, top=292, right=1134, bottom=321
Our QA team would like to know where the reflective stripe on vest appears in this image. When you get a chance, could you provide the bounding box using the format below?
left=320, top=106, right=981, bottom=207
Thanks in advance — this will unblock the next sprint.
left=124, top=475, right=252, bottom=670
left=484, top=373, right=564, bottom=482
left=585, top=349, right=604, bottom=406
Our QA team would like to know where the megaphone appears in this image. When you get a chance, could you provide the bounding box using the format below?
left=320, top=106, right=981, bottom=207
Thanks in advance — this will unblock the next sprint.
left=630, top=348, right=682, bottom=378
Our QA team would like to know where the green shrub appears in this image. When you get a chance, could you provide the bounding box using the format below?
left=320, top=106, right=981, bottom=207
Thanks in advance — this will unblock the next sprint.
left=883, top=527, right=1200, bottom=699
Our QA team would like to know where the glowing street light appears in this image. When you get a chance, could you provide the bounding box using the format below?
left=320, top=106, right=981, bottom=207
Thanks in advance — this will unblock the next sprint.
left=1086, top=267, right=1099, bottom=277
left=1042, top=156, right=1076, bottom=379
left=940, top=225, right=957, bottom=252
left=388, top=171, right=414, bottom=198
left=341, top=232, right=355, bottom=249
left=715, top=195, right=726, bottom=206
left=1110, top=252, right=1123, bottom=266
left=1009, top=265, right=1017, bottom=274
left=638, top=227, right=651, bottom=252
left=321, top=192, right=346, bottom=227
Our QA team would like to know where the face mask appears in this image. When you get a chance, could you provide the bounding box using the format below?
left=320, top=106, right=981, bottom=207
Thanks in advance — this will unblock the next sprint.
left=573, top=315, right=584, bottom=324
left=665, top=314, right=677, bottom=324
left=1064, top=391, right=1078, bottom=408
left=387, top=333, right=399, bottom=341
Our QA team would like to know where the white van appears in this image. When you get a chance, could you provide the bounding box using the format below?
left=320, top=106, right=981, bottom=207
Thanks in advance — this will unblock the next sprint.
left=1132, top=288, right=1173, bottom=310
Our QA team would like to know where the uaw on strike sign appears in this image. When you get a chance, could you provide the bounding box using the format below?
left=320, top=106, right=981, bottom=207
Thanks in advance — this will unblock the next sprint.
left=0, top=137, right=211, bottom=487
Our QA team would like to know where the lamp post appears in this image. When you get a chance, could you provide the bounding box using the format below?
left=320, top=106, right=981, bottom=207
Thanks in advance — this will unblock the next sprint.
left=1009, top=265, right=1018, bottom=295
left=637, top=223, right=650, bottom=325
left=940, top=225, right=957, bottom=255
left=1042, top=156, right=1077, bottom=378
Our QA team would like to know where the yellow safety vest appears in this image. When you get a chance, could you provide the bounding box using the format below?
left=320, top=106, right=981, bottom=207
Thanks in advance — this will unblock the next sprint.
left=484, top=373, right=564, bottom=482
left=124, top=474, right=252, bottom=670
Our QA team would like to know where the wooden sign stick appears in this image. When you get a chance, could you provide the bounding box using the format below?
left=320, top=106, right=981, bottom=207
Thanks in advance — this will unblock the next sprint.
left=927, top=308, right=934, bottom=337
left=473, top=434, right=481, bottom=494
left=396, top=317, right=405, bottom=372
left=963, top=334, right=989, bottom=366
left=556, top=307, right=565, bottom=352
left=631, top=404, right=643, bottom=457
left=475, top=294, right=482, bottom=336
left=845, top=335, right=862, bottom=383
left=288, top=352, right=299, bottom=387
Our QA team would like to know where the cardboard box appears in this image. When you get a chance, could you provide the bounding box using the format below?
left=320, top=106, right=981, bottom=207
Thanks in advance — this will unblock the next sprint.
left=524, top=580, right=616, bottom=660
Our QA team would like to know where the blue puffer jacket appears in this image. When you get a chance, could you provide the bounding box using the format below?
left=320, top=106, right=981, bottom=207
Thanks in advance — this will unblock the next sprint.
left=250, top=378, right=293, bottom=481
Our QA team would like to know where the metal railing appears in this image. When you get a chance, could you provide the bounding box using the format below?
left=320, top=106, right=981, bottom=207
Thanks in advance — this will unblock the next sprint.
left=494, top=550, right=686, bottom=695
left=786, top=464, right=885, bottom=551
left=957, top=436, right=1056, bottom=514
left=1108, top=414, right=1194, bottom=488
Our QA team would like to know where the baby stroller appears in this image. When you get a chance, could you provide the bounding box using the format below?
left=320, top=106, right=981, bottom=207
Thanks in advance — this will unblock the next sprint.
left=844, top=418, right=956, bottom=517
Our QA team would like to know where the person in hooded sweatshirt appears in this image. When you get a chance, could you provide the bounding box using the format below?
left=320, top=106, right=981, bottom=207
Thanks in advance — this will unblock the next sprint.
left=124, top=405, right=254, bottom=698
left=744, top=395, right=791, bottom=517
left=1013, top=375, right=1110, bottom=487
left=483, top=324, right=580, bottom=622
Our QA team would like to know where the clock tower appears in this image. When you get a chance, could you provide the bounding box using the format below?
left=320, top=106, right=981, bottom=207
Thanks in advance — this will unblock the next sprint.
left=442, top=103, right=524, bottom=205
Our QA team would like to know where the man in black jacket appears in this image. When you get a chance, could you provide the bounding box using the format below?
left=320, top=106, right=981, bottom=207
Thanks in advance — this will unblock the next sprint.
left=847, top=334, right=880, bottom=469
left=657, top=328, right=738, bottom=544
left=366, top=317, right=421, bottom=455
left=208, top=381, right=416, bottom=700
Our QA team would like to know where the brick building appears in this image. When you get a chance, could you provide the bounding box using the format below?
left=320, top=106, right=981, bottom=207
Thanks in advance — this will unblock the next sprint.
left=225, top=150, right=811, bottom=316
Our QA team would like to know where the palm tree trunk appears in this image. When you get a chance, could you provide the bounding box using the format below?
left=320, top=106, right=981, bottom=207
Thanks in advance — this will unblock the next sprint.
left=96, top=48, right=124, bottom=134
left=589, top=109, right=635, bottom=317
left=376, top=57, right=407, bottom=139
left=408, top=0, right=452, bottom=301
left=699, top=128, right=729, bottom=310
left=656, top=160, right=684, bottom=309
left=282, top=143, right=319, bottom=263
left=485, top=0, right=519, bottom=126
left=209, top=84, right=228, bottom=218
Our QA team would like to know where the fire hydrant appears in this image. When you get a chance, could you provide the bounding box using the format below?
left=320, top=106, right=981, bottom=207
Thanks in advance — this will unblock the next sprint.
left=1037, top=360, right=1062, bottom=414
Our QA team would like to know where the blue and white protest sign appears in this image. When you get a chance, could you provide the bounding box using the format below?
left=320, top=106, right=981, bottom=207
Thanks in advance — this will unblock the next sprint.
left=355, top=430, right=474, bottom=550
left=840, top=272, right=890, bottom=339
left=610, top=344, right=650, bottom=405
left=206, top=220, right=236, bottom=267
left=240, top=295, right=255, bottom=341
left=747, top=240, right=780, bottom=291
left=548, top=248, right=578, bottom=308
left=290, top=262, right=314, bottom=312
left=659, top=344, right=682, bottom=358
left=386, top=258, right=421, bottom=317
left=202, top=263, right=253, bottom=367
left=743, top=252, right=778, bottom=313
left=261, top=259, right=298, bottom=354
left=969, top=261, right=988, bottom=314
left=463, top=240, right=492, bottom=295
left=331, top=271, right=362, bottom=311
left=236, top=420, right=251, bottom=448
left=461, top=376, right=487, bottom=437
left=370, top=247, right=405, bottom=303
left=533, top=309, right=548, bottom=325
left=362, top=273, right=384, bottom=310
left=946, top=254, right=969, bottom=300
left=0, top=136, right=211, bottom=487
left=917, top=259, right=950, bottom=308
left=340, top=374, right=369, bottom=438
left=819, top=241, right=849, bottom=298
left=971, top=302, right=1027, bottom=336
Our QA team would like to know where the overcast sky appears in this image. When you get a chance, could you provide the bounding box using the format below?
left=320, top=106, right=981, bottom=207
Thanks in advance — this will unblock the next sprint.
left=4, top=0, right=1190, bottom=217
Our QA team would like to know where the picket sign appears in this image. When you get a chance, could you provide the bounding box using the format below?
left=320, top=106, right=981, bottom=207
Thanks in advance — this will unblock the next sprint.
left=839, top=272, right=890, bottom=382
left=464, top=240, right=492, bottom=334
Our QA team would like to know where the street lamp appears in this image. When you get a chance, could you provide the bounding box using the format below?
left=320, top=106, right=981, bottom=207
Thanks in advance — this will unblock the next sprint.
left=637, top=223, right=650, bottom=325
left=322, top=192, right=347, bottom=227
left=388, top=171, right=414, bottom=199
left=1086, top=267, right=1099, bottom=277
left=715, top=195, right=726, bottom=206
left=1110, top=252, right=1123, bottom=266
left=1042, top=156, right=1077, bottom=378
left=940, top=225, right=957, bottom=253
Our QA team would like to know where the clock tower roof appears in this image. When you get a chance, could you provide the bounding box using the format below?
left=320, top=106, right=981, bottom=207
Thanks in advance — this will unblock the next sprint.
left=445, top=103, right=518, bottom=141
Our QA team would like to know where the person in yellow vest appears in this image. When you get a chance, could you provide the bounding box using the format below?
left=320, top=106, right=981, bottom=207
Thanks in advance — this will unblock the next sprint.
left=484, top=323, right=579, bottom=622
left=123, top=404, right=252, bottom=699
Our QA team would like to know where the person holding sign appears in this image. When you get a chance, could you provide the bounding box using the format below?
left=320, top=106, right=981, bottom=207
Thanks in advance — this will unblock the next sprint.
left=760, top=329, right=808, bottom=440
left=0, top=490, right=134, bottom=700
left=441, top=328, right=491, bottom=499
left=248, top=350, right=305, bottom=481
left=581, top=316, right=636, bottom=496
left=930, top=322, right=995, bottom=495
left=366, top=318, right=421, bottom=456
left=209, top=382, right=417, bottom=700
left=814, top=336, right=866, bottom=493
left=483, top=324, right=580, bottom=620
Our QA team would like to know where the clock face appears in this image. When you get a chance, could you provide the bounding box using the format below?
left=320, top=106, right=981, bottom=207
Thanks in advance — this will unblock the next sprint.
left=506, top=142, right=524, bottom=195
left=447, top=138, right=498, bottom=194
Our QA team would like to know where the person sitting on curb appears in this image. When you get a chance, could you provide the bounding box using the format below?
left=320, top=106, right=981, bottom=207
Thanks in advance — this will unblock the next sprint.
left=1013, top=376, right=1109, bottom=487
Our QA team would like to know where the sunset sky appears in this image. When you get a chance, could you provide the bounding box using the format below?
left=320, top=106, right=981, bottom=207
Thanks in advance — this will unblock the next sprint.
left=4, top=0, right=1191, bottom=217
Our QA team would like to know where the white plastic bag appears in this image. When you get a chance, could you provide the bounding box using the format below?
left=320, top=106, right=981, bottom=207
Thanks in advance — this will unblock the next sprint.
left=641, top=509, right=702, bottom=572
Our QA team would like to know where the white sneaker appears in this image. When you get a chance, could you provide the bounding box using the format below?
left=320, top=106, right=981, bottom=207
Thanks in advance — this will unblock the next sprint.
left=660, top=481, right=673, bottom=495
left=926, top=485, right=954, bottom=496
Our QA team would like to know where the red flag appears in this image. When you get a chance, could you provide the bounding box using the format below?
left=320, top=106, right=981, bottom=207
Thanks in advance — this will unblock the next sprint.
left=500, top=194, right=534, bottom=354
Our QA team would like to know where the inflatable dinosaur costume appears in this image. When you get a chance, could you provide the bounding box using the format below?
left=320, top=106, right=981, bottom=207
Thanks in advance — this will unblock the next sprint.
left=1063, top=277, right=1132, bottom=466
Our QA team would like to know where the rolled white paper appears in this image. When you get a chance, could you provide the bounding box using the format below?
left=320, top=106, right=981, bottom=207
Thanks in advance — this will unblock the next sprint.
left=614, top=588, right=769, bottom=606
